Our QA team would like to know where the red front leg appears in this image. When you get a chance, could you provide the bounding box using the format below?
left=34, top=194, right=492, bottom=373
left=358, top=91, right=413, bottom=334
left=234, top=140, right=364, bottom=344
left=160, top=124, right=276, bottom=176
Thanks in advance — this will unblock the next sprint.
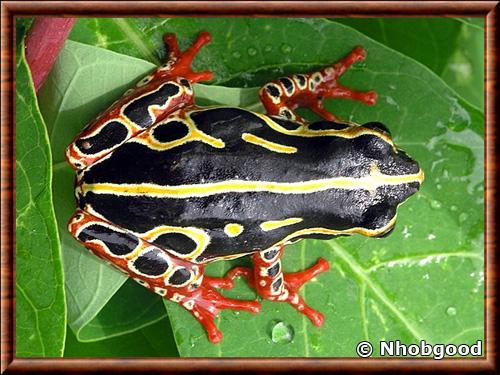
left=259, top=46, right=377, bottom=124
left=156, top=31, right=213, bottom=83
left=226, top=246, right=330, bottom=326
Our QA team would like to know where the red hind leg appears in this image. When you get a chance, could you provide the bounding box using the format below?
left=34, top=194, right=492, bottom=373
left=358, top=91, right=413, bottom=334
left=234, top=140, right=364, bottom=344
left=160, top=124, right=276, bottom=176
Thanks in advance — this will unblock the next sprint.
left=68, top=210, right=260, bottom=344
left=226, top=245, right=330, bottom=326
left=259, top=46, right=377, bottom=123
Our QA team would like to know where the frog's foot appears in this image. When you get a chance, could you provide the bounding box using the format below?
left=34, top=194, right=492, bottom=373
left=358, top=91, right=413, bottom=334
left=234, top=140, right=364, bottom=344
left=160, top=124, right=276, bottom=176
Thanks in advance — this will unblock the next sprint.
left=225, top=247, right=330, bottom=326
left=259, top=45, right=376, bottom=123
left=175, top=282, right=261, bottom=343
left=160, top=31, right=213, bottom=83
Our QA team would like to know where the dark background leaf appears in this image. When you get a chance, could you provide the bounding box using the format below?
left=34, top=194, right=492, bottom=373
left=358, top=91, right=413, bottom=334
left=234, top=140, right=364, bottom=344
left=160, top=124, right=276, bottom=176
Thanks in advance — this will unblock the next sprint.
left=16, top=21, right=66, bottom=357
left=35, top=17, right=484, bottom=356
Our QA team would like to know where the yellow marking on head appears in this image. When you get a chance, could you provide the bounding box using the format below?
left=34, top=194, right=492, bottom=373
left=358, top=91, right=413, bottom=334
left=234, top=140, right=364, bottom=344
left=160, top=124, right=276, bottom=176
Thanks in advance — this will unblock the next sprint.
left=260, top=217, right=303, bottom=231
left=83, top=165, right=424, bottom=199
left=138, top=225, right=210, bottom=260
left=224, top=223, right=244, bottom=237
left=242, top=133, right=297, bottom=154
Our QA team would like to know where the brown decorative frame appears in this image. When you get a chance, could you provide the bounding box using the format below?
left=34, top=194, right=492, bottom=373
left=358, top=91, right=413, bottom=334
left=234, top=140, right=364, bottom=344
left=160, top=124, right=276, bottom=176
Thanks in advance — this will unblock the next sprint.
left=1, top=1, right=498, bottom=373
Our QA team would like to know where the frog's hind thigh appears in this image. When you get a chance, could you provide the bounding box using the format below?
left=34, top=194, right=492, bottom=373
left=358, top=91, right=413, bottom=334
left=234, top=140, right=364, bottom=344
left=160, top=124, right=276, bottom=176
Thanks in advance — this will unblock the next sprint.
left=68, top=209, right=260, bottom=343
left=258, top=46, right=377, bottom=124
left=226, top=246, right=330, bottom=326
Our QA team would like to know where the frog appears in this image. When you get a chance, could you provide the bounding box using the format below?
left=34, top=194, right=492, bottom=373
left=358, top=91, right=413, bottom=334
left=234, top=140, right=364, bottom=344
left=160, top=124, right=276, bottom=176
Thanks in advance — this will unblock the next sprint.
left=66, top=31, right=424, bottom=344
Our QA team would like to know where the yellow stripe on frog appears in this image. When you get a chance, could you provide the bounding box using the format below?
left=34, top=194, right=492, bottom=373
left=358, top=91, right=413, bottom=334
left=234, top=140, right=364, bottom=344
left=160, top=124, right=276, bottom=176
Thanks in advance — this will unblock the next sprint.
left=242, top=133, right=297, bottom=154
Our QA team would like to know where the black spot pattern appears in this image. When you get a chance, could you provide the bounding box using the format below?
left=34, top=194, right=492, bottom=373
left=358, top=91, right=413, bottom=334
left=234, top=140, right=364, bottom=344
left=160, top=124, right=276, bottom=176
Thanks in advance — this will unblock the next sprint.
left=78, top=224, right=138, bottom=256
left=295, top=75, right=306, bottom=88
left=272, top=277, right=283, bottom=291
left=155, top=232, right=197, bottom=255
left=168, top=268, right=191, bottom=285
left=266, top=85, right=280, bottom=98
left=76, top=121, right=128, bottom=155
left=279, top=78, right=294, bottom=95
left=123, top=83, right=180, bottom=127
left=133, top=248, right=170, bottom=276
left=263, top=248, right=279, bottom=260
left=267, top=262, right=281, bottom=277
left=152, top=121, right=189, bottom=142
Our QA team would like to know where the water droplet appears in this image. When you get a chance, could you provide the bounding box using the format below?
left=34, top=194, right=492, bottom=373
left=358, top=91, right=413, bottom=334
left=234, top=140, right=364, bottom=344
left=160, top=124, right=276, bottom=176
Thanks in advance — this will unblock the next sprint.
left=232, top=51, right=241, bottom=59
left=430, top=200, right=442, bottom=209
left=280, top=44, right=292, bottom=54
left=459, top=212, right=469, bottom=223
left=446, top=306, right=457, bottom=316
left=427, top=233, right=436, bottom=240
left=247, top=47, right=257, bottom=56
left=264, top=45, right=272, bottom=53
left=271, top=321, right=294, bottom=344
left=402, top=225, right=412, bottom=239
left=450, top=205, right=458, bottom=212
left=264, top=24, right=272, bottom=31
left=436, top=184, right=442, bottom=190
left=423, top=273, right=430, bottom=280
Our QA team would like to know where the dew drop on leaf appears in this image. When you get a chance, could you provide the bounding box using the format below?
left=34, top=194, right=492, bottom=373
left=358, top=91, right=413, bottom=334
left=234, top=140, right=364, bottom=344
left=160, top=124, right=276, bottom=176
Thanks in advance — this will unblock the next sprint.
left=430, top=200, right=442, bottom=209
left=280, top=44, right=292, bottom=54
left=446, top=306, right=457, bottom=316
left=270, top=321, right=294, bottom=344
left=232, top=51, right=241, bottom=59
left=264, top=45, right=272, bottom=53
left=247, top=47, right=257, bottom=56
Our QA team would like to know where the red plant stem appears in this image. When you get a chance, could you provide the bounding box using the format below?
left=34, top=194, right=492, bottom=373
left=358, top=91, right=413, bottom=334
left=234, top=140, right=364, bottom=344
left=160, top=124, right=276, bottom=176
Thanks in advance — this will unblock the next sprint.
left=25, top=17, right=76, bottom=93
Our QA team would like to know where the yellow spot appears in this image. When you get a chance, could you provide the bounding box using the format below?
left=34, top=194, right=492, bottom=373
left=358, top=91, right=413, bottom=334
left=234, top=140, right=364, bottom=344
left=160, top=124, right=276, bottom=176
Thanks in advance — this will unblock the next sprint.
left=242, top=133, right=297, bottom=154
left=224, top=223, right=244, bottom=237
left=260, top=217, right=303, bottom=231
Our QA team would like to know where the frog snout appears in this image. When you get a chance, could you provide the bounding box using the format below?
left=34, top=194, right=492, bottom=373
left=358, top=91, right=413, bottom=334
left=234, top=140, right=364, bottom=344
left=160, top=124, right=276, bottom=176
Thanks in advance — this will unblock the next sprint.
left=393, top=149, right=422, bottom=177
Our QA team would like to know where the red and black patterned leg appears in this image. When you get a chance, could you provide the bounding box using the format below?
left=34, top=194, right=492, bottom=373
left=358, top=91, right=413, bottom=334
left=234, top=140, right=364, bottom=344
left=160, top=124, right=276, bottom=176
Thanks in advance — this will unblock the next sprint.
left=68, top=210, right=260, bottom=344
left=259, top=46, right=377, bottom=123
left=225, top=245, right=330, bottom=326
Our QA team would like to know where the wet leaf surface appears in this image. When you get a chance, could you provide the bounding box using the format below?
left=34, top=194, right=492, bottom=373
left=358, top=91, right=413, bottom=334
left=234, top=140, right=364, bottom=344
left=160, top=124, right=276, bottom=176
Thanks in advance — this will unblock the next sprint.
left=36, top=18, right=484, bottom=356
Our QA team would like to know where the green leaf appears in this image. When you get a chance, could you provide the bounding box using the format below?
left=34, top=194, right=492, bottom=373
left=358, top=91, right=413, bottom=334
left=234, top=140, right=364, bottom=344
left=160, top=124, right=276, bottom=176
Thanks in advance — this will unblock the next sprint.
left=334, top=18, right=484, bottom=109
left=441, top=20, right=484, bottom=109
left=15, top=22, right=66, bottom=357
left=49, top=18, right=482, bottom=356
left=39, top=41, right=167, bottom=342
left=64, top=318, right=178, bottom=357
left=334, top=18, right=463, bottom=75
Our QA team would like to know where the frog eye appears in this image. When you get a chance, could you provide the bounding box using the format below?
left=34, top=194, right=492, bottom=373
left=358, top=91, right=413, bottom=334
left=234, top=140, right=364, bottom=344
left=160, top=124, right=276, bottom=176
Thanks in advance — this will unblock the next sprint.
left=363, top=121, right=392, bottom=136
